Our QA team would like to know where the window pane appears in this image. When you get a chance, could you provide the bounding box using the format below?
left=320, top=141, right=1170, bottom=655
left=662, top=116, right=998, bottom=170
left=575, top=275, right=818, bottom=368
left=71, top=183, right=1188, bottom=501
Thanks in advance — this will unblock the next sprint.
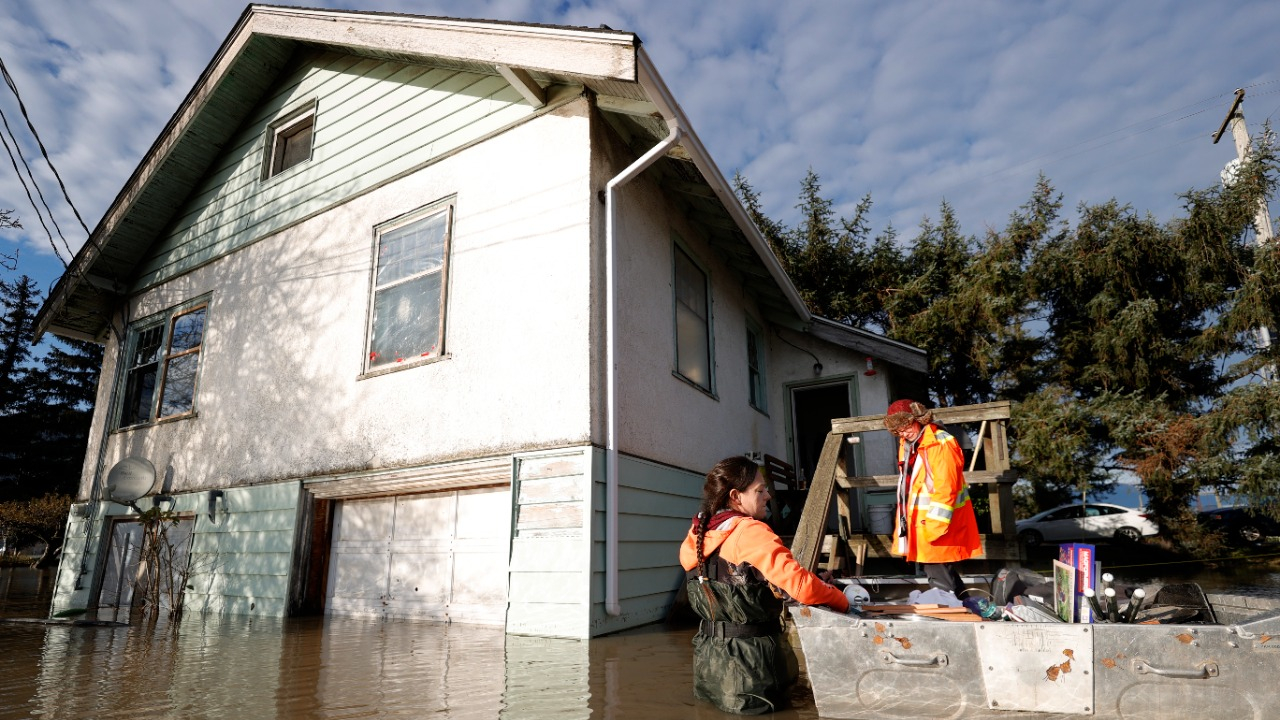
left=169, top=308, right=206, bottom=353
left=674, top=250, right=707, bottom=320
left=159, top=353, right=199, bottom=418
left=369, top=273, right=442, bottom=366
left=131, top=325, right=163, bottom=367
left=121, top=364, right=158, bottom=427
left=676, top=304, right=710, bottom=387
left=279, top=120, right=313, bottom=171
left=377, top=211, right=448, bottom=287
left=674, top=248, right=710, bottom=388
left=272, top=115, right=314, bottom=176
left=747, top=329, right=763, bottom=408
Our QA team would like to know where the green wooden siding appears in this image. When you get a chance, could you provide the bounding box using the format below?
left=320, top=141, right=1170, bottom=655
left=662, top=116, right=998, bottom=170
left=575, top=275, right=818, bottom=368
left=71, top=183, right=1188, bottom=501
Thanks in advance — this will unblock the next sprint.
left=588, top=451, right=702, bottom=637
left=507, top=448, right=592, bottom=638
left=170, top=482, right=302, bottom=617
left=134, top=50, right=534, bottom=289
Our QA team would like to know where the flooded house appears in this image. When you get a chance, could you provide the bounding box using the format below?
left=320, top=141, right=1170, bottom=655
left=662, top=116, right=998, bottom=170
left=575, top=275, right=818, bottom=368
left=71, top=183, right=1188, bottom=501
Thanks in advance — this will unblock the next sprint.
left=35, top=5, right=925, bottom=639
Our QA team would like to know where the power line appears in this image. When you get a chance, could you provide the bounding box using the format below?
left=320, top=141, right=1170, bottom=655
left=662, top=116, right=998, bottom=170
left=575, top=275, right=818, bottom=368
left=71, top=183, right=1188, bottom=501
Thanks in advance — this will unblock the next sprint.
left=0, top=56, right=91, bottom=237
left=0, top=120, right=66, bottom=267
left=0, top=101, right=74, bottom=260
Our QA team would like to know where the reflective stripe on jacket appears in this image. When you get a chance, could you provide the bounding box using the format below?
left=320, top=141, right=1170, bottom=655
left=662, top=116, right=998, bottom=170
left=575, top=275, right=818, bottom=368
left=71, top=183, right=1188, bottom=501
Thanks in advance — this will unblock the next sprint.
left=891, top=424, right=983, bottom=564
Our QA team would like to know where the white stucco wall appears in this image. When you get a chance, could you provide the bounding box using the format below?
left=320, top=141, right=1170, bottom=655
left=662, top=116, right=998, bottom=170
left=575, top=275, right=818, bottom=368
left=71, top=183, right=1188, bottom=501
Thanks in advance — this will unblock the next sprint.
left=765, top=328, right=901, bottom=477
left=604, top=166, right=774, bottom=472
left=78, top=98, right=596, bottom=497
left=598, top=142, right=902, bottom=476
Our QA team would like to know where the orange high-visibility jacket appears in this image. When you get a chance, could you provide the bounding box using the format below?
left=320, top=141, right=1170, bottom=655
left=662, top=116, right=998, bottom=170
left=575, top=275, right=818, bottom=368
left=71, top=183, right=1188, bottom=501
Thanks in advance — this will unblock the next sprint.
left=680, top=516, right=850, bottom=613
left=892, top=424, right=982, bottom=564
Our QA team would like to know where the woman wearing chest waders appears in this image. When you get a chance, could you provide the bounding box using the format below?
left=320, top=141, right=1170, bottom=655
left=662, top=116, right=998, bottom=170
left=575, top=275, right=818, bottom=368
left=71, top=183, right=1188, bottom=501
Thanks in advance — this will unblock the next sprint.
left=679, top=456, right=849, bottom=714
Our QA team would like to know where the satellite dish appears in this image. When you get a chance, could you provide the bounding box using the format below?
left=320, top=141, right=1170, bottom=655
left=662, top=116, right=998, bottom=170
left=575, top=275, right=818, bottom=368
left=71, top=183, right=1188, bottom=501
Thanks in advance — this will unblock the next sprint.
left=105, top=457, right=158, bottom=503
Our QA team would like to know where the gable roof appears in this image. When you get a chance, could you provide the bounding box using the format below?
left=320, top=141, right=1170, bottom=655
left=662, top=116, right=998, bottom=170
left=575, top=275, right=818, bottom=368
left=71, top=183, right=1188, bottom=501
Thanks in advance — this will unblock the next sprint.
left=35, top=5, right=921, bottom=372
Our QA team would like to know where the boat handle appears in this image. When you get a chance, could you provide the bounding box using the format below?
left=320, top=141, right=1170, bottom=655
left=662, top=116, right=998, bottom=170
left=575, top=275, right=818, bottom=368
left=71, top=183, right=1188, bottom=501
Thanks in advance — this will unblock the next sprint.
left=1133, top=659, right=1218, bottom=679
left=881, top=651, right=948, bottom=668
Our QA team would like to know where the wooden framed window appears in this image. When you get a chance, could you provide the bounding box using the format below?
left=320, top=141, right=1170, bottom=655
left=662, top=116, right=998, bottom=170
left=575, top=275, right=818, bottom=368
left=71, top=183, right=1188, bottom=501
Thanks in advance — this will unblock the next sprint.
left=263, top=102, right=316, bottom=179
left=118, top=299, right=208, bottom=428
left=674, top=243, right=713, bottom=391
left=365, top=200, right=454, bottom=371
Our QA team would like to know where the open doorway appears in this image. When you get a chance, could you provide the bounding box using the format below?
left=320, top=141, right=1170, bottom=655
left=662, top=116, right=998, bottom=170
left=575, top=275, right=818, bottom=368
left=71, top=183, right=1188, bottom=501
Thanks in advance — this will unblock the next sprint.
left=791, top=381, right=853, bottom=488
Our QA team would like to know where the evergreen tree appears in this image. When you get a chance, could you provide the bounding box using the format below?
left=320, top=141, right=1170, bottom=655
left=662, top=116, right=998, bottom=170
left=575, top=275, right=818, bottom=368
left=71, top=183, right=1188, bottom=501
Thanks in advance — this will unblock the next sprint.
left=0, top=276, right=41, bottom=500
left=21, top=336, right=103, bottom=497
left=733, top=131, right=1280, bottom=549
left=0, top=273, right=102, bottom=501
left=732, top=172, right=790, bottom=271
left=0, top=274, right=39, bottom=413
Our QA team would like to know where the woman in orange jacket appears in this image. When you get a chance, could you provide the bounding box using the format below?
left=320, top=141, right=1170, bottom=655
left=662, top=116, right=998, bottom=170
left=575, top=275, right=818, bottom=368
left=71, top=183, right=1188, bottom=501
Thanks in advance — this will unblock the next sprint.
left=883, top=399, right=982, bottom=594
left=679, top=456, right=847, bottom=714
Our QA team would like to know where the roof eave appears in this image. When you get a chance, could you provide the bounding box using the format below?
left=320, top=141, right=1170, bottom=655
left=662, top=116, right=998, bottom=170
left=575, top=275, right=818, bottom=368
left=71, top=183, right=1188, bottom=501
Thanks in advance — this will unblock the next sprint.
left=635, top=47, right=811, bottom=325
left=806, top=316, right=928, bottom=373
left=35, top=6, right=641, bottom=341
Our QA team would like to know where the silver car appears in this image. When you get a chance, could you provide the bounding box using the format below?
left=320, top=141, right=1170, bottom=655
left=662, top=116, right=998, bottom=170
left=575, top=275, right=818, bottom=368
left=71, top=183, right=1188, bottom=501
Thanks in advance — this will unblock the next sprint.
left=1016, top=502, right=1158, bottom=547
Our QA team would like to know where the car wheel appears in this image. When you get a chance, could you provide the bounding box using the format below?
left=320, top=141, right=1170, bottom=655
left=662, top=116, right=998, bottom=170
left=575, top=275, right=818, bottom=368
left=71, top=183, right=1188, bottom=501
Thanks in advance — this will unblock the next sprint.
left=1019, top=529, right=1043, bottom=548
left=1114, top=526, right=1141, bottom=543
left=1237, top=524, right=1263, bottom=545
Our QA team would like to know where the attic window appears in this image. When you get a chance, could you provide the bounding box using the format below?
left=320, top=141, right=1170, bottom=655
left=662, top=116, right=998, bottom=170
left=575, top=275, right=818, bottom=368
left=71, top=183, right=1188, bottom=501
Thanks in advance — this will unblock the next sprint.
left=264, top=102, right=316, bottom=179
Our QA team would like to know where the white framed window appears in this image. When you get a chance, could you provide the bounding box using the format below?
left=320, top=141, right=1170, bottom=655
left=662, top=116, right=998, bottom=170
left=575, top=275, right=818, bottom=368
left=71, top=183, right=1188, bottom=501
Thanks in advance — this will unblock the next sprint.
left=263, top=101, right=316, bottom=179
left=674, top=243, right=713, bottom=392
left=365, top=200, right=454, bottom=372
left=746, top=321, right=767, bottom=413
left=118, top=299, right=209, bottom=428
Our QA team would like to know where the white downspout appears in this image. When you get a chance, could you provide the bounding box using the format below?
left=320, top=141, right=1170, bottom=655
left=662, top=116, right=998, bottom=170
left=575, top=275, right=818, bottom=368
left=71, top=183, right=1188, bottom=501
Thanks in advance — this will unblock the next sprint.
left=605, top=122, right=682, bottom=617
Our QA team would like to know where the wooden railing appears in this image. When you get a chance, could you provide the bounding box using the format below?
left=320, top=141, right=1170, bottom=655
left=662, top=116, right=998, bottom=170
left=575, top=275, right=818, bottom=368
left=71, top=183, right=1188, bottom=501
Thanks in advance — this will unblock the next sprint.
left=790, top=400, right=1018, bottom=572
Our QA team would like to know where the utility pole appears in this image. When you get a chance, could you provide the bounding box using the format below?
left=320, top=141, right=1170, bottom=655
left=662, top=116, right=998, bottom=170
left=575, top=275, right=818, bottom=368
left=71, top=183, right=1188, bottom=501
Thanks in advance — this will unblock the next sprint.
left=1214, top=89, right=1275, bottom=376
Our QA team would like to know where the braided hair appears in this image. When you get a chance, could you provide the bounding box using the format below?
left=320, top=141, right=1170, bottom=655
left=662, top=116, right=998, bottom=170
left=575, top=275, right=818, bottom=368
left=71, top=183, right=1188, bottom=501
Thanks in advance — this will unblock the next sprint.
left=694, top=456, right=762, bottom=575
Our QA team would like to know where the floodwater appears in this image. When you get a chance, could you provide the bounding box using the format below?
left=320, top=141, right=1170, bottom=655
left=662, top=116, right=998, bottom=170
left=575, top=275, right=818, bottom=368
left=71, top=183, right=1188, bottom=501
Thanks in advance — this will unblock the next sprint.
left=0, top=568, right=818, bottom=720
left=4, top=561, right=1279, bottom=720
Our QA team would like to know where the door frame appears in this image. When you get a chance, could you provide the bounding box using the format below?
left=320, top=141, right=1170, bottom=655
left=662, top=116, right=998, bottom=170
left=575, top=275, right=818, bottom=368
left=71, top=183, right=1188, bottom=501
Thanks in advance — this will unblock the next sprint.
left=785, top=375, right=864, bottom=485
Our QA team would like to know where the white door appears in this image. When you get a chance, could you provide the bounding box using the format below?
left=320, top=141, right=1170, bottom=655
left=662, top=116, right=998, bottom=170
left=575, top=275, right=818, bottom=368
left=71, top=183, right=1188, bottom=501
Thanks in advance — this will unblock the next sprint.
left=98, top=520, right=143, bottom=608
left=326, top=488, right=511, bottom=624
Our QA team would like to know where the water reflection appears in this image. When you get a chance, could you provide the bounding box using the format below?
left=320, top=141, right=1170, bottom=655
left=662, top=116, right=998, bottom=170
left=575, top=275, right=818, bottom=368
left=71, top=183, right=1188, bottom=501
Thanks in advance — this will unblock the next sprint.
left=0, top=568, right=817, bottom=720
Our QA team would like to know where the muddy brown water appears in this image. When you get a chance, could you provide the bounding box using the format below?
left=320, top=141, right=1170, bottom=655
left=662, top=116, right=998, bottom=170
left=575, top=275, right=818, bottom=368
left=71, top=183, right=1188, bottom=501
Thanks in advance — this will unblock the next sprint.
left=0, top=568, right=818, bottom=720
left=4, top=561, right=1279, bottom=720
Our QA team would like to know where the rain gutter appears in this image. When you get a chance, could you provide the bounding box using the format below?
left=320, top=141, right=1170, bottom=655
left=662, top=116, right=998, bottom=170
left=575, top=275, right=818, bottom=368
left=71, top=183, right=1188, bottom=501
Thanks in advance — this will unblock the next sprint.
left=604, top=120, right=682, bottom=617
left=604, top=48, right=815, bottom=618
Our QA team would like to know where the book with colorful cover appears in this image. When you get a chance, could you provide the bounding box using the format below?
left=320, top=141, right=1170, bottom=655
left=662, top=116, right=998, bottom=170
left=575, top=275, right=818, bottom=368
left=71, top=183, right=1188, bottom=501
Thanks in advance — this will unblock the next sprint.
left=1059, top=543, right=1097, bottom=623
left=1052, top=559, right=1076, bottom=623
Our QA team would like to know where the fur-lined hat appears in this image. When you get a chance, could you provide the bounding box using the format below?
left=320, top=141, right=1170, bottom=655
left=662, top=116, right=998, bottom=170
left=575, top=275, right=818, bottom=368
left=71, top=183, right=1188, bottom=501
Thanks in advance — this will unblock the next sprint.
left=884, top=399, right=934, bottom=432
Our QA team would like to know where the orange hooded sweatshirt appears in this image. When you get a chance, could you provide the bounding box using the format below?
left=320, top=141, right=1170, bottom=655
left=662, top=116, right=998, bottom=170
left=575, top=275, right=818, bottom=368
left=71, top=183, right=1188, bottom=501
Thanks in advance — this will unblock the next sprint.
left=680, top=516, right=849, bottom=613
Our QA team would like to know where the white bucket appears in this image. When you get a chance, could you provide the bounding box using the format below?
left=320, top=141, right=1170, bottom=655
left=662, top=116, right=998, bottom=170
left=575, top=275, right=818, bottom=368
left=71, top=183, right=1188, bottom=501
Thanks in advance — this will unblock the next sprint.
left=868, top=504, right=894, bottom=535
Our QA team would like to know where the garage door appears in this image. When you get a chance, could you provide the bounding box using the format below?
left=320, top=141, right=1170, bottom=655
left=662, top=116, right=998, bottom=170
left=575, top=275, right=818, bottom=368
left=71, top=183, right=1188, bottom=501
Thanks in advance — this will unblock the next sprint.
left=326, top=488, right=511, bottom=624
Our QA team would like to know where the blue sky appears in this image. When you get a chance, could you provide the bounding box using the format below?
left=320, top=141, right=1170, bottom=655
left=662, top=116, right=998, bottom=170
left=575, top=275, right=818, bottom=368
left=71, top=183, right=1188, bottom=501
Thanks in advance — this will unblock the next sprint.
left=2, top=0, right=1279, bottom=299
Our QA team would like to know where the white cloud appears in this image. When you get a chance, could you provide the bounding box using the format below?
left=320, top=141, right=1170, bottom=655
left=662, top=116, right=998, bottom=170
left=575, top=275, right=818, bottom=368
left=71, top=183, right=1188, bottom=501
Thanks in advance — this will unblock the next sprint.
left=1, top=0, right=1277, bottom=286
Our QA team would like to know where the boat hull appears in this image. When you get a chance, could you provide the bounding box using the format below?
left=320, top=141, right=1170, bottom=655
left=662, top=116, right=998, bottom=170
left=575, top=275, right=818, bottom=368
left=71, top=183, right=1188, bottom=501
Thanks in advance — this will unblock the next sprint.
left=790, top=604, right=1280, bottom=720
